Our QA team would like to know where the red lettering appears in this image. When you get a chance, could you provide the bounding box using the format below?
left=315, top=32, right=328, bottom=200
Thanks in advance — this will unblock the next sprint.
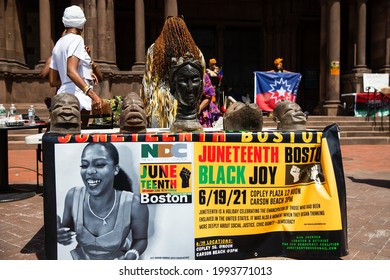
left=271, top=147, right=279, bottom=163
left=159, top=164, right=176, bottom=178
left=212, top=132, right=226, bottom=142
left=178, top=132, right=192, bottom=142
left=162, top=133, right=175, bottom=142
left=132, top=133, right=139, bottom=142
left=92, top=134, right=108, bottom=142
left=145, top=133, right=159, bottom=142
left=170, top=180, right=177, bottom=189
left=57, top=135, right=72, bottom=143
left=110, top=134, right=125, bottom=142
left=74, top=134, right=89, bottom=142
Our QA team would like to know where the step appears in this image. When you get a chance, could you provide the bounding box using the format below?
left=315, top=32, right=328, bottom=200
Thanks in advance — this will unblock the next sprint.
left=309, top=125, right=388, bottom=132
left=340, top=131, right=390, bottom=137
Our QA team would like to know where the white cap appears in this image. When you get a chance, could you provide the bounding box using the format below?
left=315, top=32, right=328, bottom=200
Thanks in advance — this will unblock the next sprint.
left=62, top=5, right=86, bottom=29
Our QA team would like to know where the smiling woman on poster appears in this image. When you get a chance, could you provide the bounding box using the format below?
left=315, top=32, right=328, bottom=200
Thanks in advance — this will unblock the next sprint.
left=56, top=142, right=149, bottom=260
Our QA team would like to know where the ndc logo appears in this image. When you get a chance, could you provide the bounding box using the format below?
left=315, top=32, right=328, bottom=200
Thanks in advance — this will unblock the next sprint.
left=141, top=143, right=188, bottom=158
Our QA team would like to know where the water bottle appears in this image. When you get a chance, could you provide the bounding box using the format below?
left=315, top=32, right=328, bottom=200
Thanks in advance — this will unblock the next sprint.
left=8, top=103, right=17, bottom=117
left=28, top=105, right=36, bottom=126
left=0, top=104, right=6, bottom=126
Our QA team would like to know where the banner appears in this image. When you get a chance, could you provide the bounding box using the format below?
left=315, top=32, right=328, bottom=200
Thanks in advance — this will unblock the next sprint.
left=254, top=71, right=302, bottom=112
left=355, top=92, right=389, bottom=117
left=43, top=125, right=348, bottom=260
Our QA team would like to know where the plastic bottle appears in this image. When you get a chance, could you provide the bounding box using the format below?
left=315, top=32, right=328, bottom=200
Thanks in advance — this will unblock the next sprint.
left=0, top=104, right=6, bottom=126
left=28, top=105, right=36, bottom=126
left=8, top=103, right=17, bottom=117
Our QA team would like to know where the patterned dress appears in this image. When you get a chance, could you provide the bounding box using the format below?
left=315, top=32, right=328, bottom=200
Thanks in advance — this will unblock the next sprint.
left=198, top=74, right=221, bottom=128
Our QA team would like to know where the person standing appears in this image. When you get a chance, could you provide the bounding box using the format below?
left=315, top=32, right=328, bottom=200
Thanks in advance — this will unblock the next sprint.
left=198, top=73, right=221, bottom=128
left=206, top=58, right=224, bottom=108
left=49, top=5, right=103, bottom=126
left=268, top=57, right=291, bottom=73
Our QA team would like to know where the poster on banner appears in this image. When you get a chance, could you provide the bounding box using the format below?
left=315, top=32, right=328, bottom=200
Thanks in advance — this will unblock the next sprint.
left=54, top=141, right=195, bottom=260
left=363, top=73, right=389, bottom=92
left=254, top=71, right=302, bottom=112
left=43, top=126, right=348, bottom=260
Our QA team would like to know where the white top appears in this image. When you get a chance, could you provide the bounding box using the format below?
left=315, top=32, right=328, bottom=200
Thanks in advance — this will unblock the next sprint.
left=50, top=33, right=93, bottom=111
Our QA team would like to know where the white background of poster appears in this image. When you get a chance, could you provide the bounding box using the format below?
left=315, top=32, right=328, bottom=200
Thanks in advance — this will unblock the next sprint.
left=363, top=73, right=389, bottom=92
left=55, top=142, right=194, bottom=260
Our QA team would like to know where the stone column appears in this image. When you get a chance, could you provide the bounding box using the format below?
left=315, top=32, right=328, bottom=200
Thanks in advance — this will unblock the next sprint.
left=7, top=0, right=16, bottom=58
left=132, top=0, right=146, bottom=71
left=318, top=0, right=328, bottom=114
left=381, top=0, right=390, bottom=73
left=106, top=0, right=116, bottom=66
left=324, top=0, right=342, bottom=116
left=38, top=0, right=52, bottom=65
left=353, top=0, right=370, bottom=73
left=0, top=0, right=6, bottom=59
left=164, top=0, right=178, bottom=17
left=84, top=0, right=97, bottom=56
left=97, top=0, right=107, bottom=61
left=5, top=0, right=24, bottom=64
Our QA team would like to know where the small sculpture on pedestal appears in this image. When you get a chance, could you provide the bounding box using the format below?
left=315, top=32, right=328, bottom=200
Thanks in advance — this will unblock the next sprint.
left=169, top=53, right=204, bottom=132
left=50, top=93, right=81, bottom=134
left=119, top=92, right=147, bottom=133
left=273, top=99, right=307, bottom=131
left=223, top=98, right=263, bottom=131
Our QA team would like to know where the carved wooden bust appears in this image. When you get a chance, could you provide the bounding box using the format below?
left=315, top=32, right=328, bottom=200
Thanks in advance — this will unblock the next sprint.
left=169, top=53, right=203, bottom=132
left=223, top=101, right=263, bottom=131
left=119, top=92, right=147, bottom=133
left=273, top=100, right=307, bottom=131
left=50, top=93, right=81, bottom=134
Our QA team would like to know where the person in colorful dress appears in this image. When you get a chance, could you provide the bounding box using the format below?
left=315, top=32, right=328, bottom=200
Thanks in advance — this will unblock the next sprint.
left=206, top=58, right=224, bottom=108
left=197, top=73, right=221, bottom=128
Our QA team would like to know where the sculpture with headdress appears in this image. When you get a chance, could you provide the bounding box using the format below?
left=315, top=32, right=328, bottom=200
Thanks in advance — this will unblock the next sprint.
left=169, top=52, right=204, bottom=132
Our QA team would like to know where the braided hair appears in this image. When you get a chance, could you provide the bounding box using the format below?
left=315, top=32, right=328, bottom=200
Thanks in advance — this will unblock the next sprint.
left=152, top=16, right=201, bottom=80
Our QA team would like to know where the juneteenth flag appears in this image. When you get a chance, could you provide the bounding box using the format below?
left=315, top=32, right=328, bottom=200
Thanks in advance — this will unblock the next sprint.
left=254, top=71, right=302, bottom=112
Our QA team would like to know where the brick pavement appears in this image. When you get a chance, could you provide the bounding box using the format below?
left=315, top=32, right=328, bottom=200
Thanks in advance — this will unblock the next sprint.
left=0, top=146, right=389, bottom=260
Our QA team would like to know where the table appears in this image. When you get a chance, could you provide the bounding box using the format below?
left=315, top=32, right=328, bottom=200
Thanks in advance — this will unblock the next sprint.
left=0, top=123, right=47, bottom=202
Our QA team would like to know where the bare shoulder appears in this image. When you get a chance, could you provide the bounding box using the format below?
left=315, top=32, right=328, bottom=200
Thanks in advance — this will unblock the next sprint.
left=131, top=193, right=148, bottom=213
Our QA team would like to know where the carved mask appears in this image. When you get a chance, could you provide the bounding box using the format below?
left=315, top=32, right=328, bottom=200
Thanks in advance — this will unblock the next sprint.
left=50, top=93, right=81, bottom=134
left=119, top=92, right=147, bottom=133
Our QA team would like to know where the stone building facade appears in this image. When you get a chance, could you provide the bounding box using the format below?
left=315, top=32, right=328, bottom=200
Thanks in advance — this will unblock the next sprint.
left=0, top=0, right=389, bottom=117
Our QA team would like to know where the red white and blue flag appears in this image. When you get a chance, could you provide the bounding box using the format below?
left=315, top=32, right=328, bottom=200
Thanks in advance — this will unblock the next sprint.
left=254, top=71, right=302, bottom=112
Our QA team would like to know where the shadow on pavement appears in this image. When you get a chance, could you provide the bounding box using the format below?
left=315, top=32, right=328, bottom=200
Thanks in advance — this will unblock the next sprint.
left=347, top=176, right=390, bottom=189
left=21, top=226, right=46, bottom=260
